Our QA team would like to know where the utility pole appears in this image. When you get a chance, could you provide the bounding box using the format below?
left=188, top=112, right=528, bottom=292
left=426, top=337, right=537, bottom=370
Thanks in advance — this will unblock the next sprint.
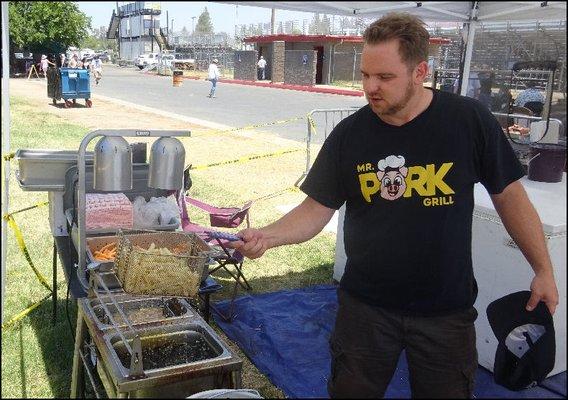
left=192, top=16, right=196, bottom=35
left=116, top=1, right=121, bottom=59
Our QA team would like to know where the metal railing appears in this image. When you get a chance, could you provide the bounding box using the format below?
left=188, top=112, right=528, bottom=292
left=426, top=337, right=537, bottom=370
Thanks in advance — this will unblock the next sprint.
left=296, top=107, right=360, bottom=186
left=295, top=108, right=564, bottom=186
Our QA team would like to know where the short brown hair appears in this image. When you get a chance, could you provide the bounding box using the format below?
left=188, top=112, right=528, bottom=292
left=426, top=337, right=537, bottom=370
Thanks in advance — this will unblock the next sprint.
left=363, top=13, right=429, bottom=69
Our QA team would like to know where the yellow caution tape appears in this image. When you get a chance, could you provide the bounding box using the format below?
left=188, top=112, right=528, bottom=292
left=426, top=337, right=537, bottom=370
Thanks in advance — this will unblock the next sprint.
left=4, top=214, right=53, bottom=293
left=252, top=186, right=300, bottom=203
left=190, top=148, right=303, bottom=170
left=307, top=115, right=318, bottom=136
left=193, top=115, right=306, bottom=137
left=3, top=152, right=16, bottom=161
left=1, top=293, right=52, bottom=330
left=4, top=201, right=49, bottom=218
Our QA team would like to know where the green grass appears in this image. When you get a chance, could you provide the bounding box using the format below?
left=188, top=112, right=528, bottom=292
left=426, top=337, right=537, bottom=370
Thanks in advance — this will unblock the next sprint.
left=1, top=95, right=336, bottom=398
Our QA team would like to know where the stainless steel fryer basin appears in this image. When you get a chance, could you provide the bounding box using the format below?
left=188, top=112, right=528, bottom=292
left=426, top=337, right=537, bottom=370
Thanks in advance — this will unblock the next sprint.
left=103, top=322, right=232, bottom=378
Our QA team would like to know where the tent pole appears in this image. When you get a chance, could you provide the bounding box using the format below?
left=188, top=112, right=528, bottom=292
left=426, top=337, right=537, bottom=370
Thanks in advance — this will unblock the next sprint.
left=1, top=0, right=11, bottom=325
left=460, top=20, right=477, bottom=97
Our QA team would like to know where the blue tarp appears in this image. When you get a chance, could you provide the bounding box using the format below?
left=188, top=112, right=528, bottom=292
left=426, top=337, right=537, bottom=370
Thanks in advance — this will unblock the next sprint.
left=213, top=284, right=566, bottom=399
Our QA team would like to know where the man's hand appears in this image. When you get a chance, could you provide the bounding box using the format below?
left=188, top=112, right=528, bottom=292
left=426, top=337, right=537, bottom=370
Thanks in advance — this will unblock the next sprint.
left=229, top=228, right=270, bottom=259
left=527, top=270, right=559, bottom=315
left=491, top=182, right=559, bottom=316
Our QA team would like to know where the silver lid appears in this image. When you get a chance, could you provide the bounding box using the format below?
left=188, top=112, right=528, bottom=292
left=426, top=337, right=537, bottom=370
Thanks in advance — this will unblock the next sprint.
left=148, top=137, right=185, bottom=190
left=93, top=136, right=132, bottom=191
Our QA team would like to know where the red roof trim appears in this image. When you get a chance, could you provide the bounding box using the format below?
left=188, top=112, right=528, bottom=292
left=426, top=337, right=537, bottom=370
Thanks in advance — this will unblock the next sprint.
left=243, top=34, right=451, bottom=45
left=243, top=34, right=361, bottom=43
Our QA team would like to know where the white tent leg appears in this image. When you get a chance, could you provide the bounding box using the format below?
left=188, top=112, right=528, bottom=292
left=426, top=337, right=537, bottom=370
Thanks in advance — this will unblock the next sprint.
left=1, top=0, right=11, bottom=325
left=460, top=20, right=477, bottom=97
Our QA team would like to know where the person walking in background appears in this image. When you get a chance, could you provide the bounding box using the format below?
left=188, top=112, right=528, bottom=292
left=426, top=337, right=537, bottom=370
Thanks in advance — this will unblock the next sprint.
left=207, top=59, right=221, bottom=98
left=257, top=55, right=267, bottom=80
left=91, top=56, right=103, bottom=85
left=59, top=53, right=66, bottom=68
left=230, top=12, right=558, bottom=399
left=40, top=55, right=49, bottom=78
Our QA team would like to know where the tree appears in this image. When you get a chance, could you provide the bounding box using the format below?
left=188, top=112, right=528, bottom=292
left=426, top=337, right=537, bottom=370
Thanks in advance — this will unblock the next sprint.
left=80, top=26, right=117, bottom=52
left=8, top=1, right=91, bottom=55
left=195, top=7, right=214, bottom=34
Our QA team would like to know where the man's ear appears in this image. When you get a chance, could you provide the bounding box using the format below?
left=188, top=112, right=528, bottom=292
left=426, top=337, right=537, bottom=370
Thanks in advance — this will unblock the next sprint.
left=400, top=166, right=408, bottom=177
left=377, top=170, right=385, bottom=180
left=414, top=60, right=429, bottom=83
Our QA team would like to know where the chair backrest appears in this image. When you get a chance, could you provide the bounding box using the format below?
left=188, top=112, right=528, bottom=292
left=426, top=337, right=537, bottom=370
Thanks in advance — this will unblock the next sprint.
left=184, top=196, right=251, bottom=229
left=209, top=201, right=252, bottom=228
left=524, top=101, right=544, bottom=117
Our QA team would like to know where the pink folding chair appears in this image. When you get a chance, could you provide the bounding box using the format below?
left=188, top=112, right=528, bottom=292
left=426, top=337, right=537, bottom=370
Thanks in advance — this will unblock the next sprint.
left=174, top=188, right=252, bottom=322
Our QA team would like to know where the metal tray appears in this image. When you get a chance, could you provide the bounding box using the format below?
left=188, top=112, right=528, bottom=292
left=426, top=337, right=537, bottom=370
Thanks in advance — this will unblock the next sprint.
left=15, top=149, right=93, bottom=191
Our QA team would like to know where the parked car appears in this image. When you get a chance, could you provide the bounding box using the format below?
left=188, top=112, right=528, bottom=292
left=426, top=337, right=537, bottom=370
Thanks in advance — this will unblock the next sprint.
left=135, top=53, right=159, bottom=69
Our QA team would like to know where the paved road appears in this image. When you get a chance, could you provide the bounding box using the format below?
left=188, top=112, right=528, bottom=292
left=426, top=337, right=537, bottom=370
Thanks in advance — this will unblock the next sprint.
left=91, top=65, right=367, bottom=142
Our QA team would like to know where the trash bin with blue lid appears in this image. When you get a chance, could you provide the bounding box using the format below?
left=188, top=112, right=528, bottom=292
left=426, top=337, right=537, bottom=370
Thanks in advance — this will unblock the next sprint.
left=59, top=68, right=92, bottom=108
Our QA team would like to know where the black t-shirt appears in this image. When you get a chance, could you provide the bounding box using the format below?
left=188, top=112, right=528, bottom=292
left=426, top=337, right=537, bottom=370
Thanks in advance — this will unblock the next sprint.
left=300, top=89, right=525, bottom=316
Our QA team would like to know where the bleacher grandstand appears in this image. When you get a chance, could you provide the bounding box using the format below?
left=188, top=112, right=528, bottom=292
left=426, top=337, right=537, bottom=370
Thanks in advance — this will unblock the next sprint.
left=429, top=20, right=566, bottom=92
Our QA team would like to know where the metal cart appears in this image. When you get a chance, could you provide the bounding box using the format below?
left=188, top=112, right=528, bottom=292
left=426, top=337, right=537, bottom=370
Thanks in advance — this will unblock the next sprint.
left=48, top=67, right=92, bottom=108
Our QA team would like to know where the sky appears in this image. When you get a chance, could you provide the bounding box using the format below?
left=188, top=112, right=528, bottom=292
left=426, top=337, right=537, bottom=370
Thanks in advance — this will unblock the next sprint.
left=77, top=1, right=316, bottom=36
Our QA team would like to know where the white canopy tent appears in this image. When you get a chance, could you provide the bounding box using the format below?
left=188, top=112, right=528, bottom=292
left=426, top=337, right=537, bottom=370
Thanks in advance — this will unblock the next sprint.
left=220, top=1, right=566, bottom=95
left=0, top=1, right=566, bottom=324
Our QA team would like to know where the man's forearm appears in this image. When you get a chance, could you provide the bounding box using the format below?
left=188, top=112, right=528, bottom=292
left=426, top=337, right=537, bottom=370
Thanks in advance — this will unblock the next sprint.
left=490, top=181, right=554, bottom=276
left=260, top=197, right=336, bottom=250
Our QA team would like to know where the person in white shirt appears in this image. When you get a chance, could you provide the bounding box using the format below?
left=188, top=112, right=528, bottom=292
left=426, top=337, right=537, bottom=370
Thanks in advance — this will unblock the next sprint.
left=91, top=56, right=103, bottom=85
left=257, top=55, right=267, bottom=80
left=207, top=59, right=221, bottom=98
left=40, top=55, right=49, bottom=78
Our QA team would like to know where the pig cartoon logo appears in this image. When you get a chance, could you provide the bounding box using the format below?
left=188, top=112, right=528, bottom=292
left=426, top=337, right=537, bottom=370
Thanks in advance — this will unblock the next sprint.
left=377, top=155, right=408, bottom=201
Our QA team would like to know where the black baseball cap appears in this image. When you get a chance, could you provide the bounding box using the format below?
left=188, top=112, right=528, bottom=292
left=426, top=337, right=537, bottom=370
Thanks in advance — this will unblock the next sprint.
left=487, top=291, right=555, bottom=391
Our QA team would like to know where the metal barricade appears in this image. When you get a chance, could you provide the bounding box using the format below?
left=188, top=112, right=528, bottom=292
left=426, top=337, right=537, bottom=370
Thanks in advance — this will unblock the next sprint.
left=295, top=108, right=563, bottom=186
left=295, top=107, right=360, bottom=186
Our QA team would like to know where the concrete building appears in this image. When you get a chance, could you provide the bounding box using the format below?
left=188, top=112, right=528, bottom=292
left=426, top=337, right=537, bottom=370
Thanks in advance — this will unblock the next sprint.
left=235, top=34, right=450, bottom=86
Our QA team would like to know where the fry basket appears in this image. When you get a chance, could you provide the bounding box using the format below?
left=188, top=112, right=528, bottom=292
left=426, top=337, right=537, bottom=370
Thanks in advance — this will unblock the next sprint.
left=115, top=230, right=210, bottom=298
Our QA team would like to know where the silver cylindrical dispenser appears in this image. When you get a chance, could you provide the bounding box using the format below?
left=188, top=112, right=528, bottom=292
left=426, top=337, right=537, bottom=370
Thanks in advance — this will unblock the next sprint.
left=148, top=136, right=185, bottom=190
left=93, top=136, right=133, bottom=191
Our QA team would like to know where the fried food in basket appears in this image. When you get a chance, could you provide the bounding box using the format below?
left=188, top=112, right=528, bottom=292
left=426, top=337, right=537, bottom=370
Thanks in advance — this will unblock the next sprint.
left=115, top=233, right=207, bottom=298
left=93, top=242, right=117, bottom=261
left=133, top=242, right=192, bottom=255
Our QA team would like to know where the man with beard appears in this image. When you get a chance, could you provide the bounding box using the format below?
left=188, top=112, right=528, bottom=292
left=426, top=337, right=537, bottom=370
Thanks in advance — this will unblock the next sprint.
left=230, top=13, right=558, bottom=398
